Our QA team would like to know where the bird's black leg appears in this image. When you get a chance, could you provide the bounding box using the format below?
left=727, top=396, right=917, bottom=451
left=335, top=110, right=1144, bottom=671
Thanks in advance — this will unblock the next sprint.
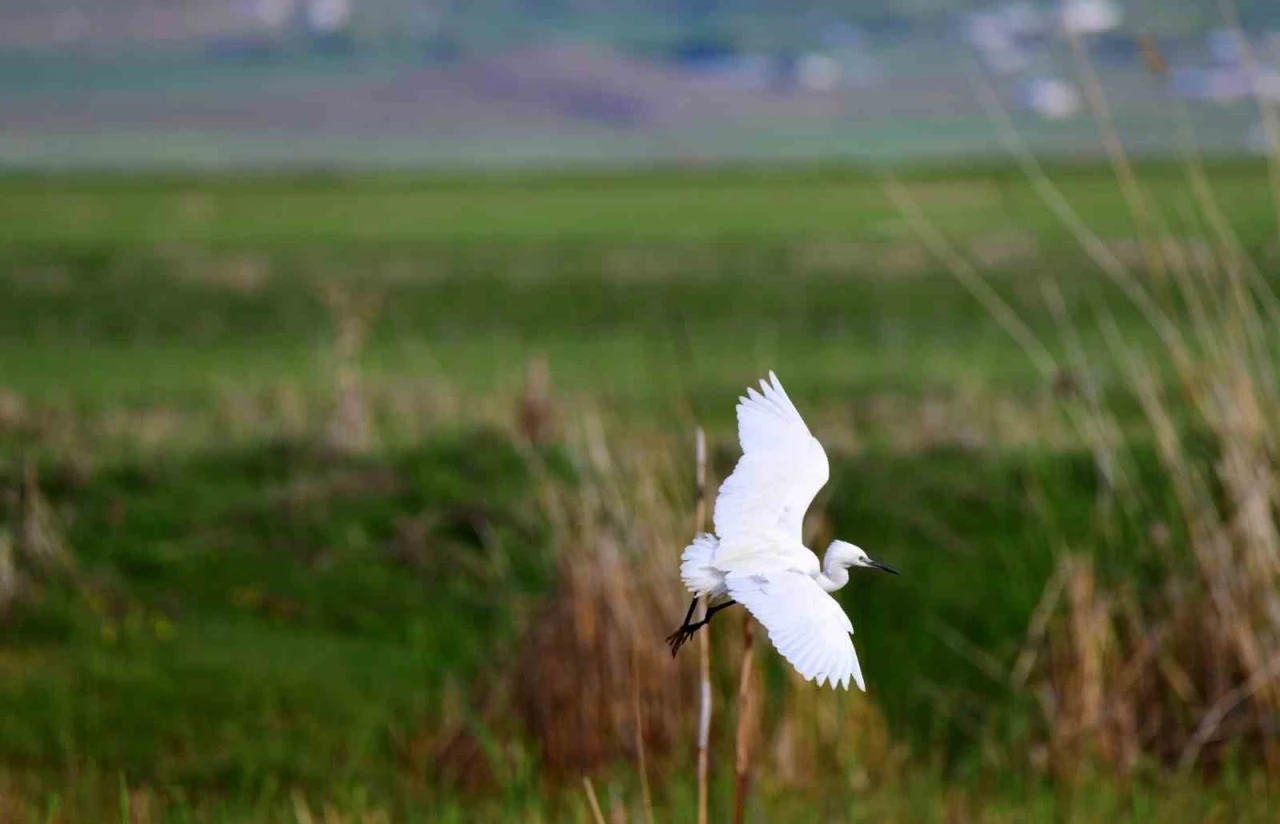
left=679, top=597, right=698, bottom=630
left=703, top=600, right=736, bottom=623
left=665, top=599, right=738, bottom=657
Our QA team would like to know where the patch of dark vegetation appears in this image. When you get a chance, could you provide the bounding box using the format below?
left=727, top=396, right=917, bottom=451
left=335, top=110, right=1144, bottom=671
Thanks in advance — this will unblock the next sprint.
left=0, top=428, right=570, bottom=796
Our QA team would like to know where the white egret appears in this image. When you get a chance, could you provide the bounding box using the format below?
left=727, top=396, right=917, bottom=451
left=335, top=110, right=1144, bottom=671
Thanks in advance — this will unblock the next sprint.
left=666, top=372, right=896, bottom=691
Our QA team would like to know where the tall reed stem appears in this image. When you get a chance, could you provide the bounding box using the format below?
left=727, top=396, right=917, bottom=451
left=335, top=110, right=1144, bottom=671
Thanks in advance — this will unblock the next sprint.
left=694, top=426, right=711, bottom=824
left=732, top=613, right=755, bottom=824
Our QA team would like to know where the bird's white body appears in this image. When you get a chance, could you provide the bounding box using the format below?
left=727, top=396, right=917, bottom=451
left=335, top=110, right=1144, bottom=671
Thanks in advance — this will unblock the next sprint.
left=677, top=372, right=893, bottom=692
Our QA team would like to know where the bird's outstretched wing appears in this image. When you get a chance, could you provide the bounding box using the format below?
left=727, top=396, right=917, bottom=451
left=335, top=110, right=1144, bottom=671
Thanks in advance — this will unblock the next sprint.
left=726, top=569, right=863, bottom=691
left=713, top=372, right=830, bottom=545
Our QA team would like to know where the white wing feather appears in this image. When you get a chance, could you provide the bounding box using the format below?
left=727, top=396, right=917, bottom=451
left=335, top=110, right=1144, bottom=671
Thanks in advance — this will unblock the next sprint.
left=726, top=570, right=864, bottom=691
left=713, top=371, right=830, bottom=544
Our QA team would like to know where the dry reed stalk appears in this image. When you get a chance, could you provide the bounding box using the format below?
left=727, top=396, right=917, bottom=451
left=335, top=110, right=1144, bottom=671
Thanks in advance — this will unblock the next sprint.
left=0, top=531, right=15, bottom=614
left=1053, top=556, right=1118, bottom=783
left=1159, top=67, right=1280, bottom=330
left=631, top=652, right=656, bottom=824
left=694, top=425, right=711, bottom=824
left=732, top=613, right=755, bottom=824
left=319, top=282, right=380, bottom=455
left=1065, top=25, right=1169, bottom=286
left=1217, top=0, right=1280, bottom=241
left=581, top=777, right=607, bottom=824
left=517, top=355, right=556, bottom=445
left=291, top=791, right=315, bottom=824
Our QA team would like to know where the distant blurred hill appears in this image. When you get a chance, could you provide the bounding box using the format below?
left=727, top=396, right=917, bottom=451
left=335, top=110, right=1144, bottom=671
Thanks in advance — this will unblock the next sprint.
left=1, top=1, right=1279, bottom=50
left=1, top=2, right=1277, bottom=168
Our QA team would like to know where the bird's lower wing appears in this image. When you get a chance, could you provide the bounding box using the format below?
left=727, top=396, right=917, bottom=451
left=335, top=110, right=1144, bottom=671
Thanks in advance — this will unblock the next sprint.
left=725, top=570, right=864, bottom=691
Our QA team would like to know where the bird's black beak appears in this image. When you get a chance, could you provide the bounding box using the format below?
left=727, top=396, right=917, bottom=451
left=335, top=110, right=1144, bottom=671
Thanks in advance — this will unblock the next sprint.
left=867, top=559, right=898, bottom=575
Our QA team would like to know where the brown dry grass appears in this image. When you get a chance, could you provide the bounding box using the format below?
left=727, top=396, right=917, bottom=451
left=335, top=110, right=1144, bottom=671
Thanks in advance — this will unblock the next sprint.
left=510, top=411, right=698, bottom=778
left=1019, top=316, right=1280, bottom=778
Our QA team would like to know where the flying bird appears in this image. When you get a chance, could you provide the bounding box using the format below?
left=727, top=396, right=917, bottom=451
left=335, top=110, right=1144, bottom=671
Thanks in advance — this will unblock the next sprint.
left=666, top=371, right=897, bottom=691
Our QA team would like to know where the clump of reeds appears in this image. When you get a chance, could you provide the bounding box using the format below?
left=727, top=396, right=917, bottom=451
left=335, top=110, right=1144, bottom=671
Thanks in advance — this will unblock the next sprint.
left=1015, top=554, right=1136, bottom=783
left=1020, top=322, right=1280, bottom=778
left=896, top=23, right=1280, bottom=780
left=510, top=411, right=697, bottom=777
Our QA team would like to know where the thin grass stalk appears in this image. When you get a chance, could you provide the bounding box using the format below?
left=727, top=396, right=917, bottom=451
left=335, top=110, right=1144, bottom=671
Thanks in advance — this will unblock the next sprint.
left=1012, top=559, right=1072, bottom=690
left=1116, top=41, right=1280, bottom=401
left=1064, top=56, right=1234, bottom=375
left=694, top=425, right=711, bottom=824
left=631, top=653, right=655, bottom=824
left=962, top=55, right=1190, bottom=371
left=319, top=282, right=380, bottom=455
left=732, top=614, right=755, bottom=824
left=0, top=532, right=14, bottom=615
left=1162, top=72, right=1280, bottom=327
left=1065, top=26, right=1168, bottom=286
left=1164, top=199, right=1233, bottom=367
left=1178, top=651, right=1280, bottom=772
left=581, top=777, right=606, bottom=824
left=1066, top=33, right=1280, bottom=525
left=1039, top=279, right=1136, bottom=517
left=1217, top=0, right=1280, bottom=241
left=881, top=175, right=1057, bottom=380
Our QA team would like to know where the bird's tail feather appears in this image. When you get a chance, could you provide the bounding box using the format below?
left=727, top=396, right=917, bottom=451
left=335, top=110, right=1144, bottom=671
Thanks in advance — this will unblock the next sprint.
left=679, top=533, right=721, bottom=596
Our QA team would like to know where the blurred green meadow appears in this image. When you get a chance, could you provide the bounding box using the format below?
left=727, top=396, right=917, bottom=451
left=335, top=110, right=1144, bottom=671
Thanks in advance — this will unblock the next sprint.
left=2, top=162, right=1280, bottom=822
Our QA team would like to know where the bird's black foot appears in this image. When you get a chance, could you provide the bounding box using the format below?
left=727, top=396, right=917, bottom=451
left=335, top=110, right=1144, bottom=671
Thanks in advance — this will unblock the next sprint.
left=665, top=598, right=737, bottom=657
left=666, top=624, right=698, bottom=657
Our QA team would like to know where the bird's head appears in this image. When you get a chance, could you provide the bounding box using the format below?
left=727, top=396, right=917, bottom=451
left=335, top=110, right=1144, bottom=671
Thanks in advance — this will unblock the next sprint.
left=826, top=540, right=898, bottom=575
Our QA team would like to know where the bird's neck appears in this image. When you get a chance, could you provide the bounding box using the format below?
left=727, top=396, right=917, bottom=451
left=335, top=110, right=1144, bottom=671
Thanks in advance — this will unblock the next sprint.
left=818, top=551, right=849, bottom=593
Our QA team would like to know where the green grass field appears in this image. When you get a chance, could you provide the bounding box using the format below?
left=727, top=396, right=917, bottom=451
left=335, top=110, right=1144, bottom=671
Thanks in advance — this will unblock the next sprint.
left=2, top=162, right=1280, bottom=821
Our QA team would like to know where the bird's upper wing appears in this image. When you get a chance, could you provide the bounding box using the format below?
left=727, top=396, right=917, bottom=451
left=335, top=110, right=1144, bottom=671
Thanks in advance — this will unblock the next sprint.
left=726, top=569, right=864, bottom=691
left=713, top=371, right=830, bottom=545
